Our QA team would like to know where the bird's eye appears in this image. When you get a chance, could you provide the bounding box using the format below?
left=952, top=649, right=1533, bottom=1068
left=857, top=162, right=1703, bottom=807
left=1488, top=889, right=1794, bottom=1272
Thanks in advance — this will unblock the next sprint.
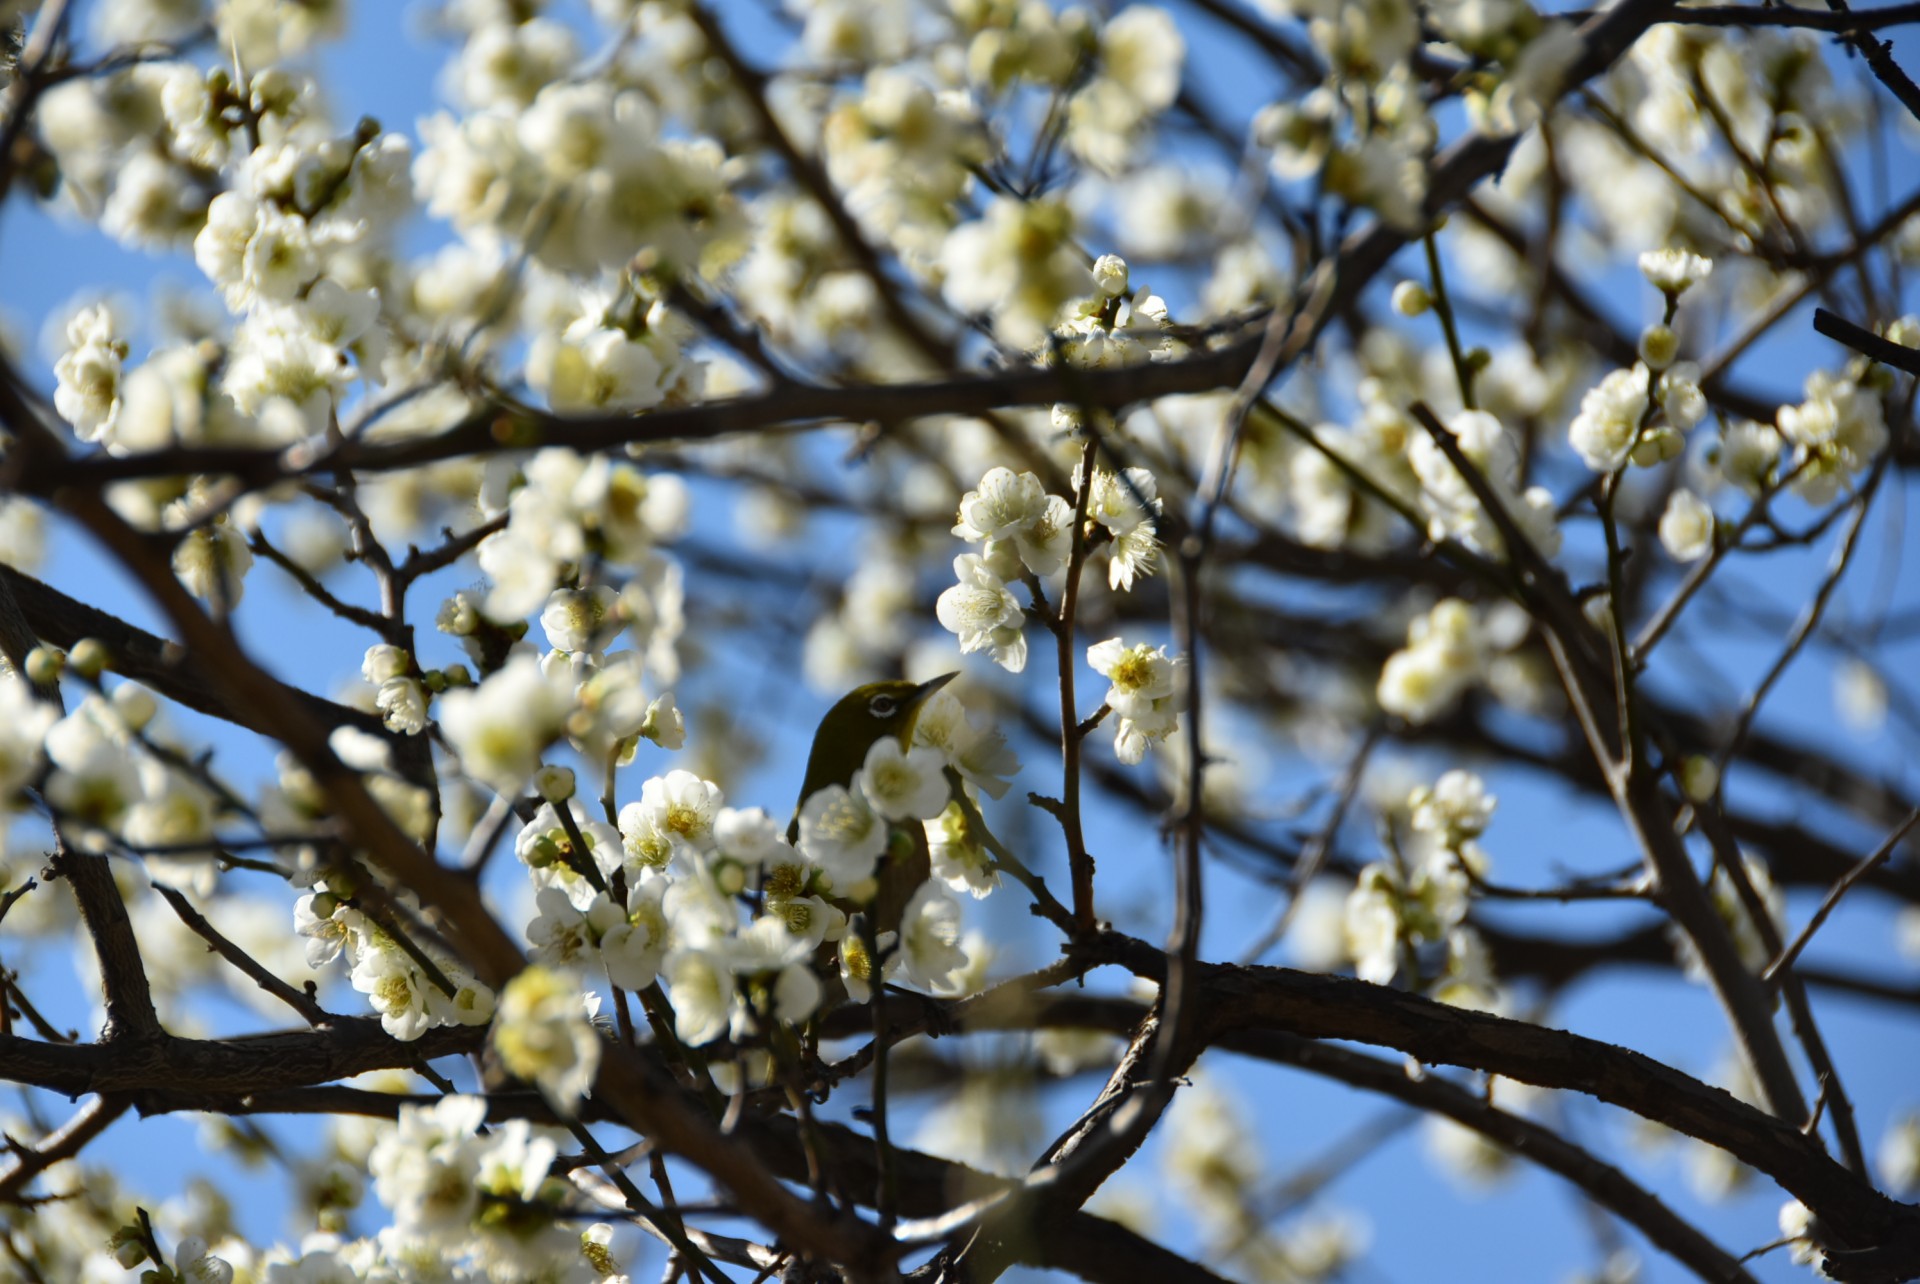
left=867, top=694, right=898, bottom=718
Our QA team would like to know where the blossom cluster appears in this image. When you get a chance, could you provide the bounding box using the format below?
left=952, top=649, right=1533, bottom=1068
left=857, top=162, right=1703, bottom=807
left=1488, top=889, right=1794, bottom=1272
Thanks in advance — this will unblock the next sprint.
left=365, top=1094, right=625, bottom=1282
left=1345, top=770, right=1500, bottom=1008
left=940, top=407, right=1163, bottom=600
left=1376, top=599, right=1487, bottom=726
left=296, top=875, right=496, bottom=1044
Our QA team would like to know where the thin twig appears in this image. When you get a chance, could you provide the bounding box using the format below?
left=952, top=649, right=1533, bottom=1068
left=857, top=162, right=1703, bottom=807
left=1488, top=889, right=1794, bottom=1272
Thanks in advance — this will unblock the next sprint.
left=151, top=882, right=332, bottom=1025
left=1764, top=807, right=1920, bottom=983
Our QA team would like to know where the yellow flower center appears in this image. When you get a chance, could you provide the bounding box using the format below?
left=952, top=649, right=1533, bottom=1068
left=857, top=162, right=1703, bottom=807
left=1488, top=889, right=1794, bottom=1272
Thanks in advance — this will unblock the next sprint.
left=1110, top=649, right=1154, bottom=692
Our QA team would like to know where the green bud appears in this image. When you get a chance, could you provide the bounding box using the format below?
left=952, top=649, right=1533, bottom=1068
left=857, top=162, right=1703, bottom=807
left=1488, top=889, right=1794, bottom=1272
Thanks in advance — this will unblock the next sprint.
left=525, top=834, right=564, bottom=869
left=23, top=645, right=63, bottom=685
left=109, top=1228, right=149, bottom=1268
left=1392, top=280, right=1431, bottom=317
left=1679, top=755, right=1719, bottom=803
left=68, top=637, right=111, bottom=679
left=1638, top=324, right=1678, bottom=371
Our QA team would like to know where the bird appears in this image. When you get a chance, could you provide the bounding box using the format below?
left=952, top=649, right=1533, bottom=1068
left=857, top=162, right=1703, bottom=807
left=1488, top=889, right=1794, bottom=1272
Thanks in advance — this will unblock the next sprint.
left=788, top=672, right=958, bottom=837
left=788, top=671, right=958, bottom=934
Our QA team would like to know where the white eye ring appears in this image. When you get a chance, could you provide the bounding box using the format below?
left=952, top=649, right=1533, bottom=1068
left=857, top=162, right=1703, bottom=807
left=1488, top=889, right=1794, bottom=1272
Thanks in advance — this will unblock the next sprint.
left=868, top=694, right=898, bottom=718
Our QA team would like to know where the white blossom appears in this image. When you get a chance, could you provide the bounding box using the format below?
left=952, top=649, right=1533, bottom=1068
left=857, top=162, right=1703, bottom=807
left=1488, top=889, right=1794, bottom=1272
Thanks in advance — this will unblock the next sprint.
left=0, top=676, right=59, bottom=800
left=1777, top=370, right=1887, bottom=503
left=796, top=783, right=889, bottom=890
left=1658, top=489, right=1715, bottom=563
left=662, top=945, right=732, bottom=1046
left=492, top=965, right=602, bottom=1112
left=1639, top=247, right=1713, bottom=295
left=527, top=320, right=668, bottom=414
left=1408, top=771, right=1496, bottom=846
left=953, top=468, right=1073, bottom=578
left=53, top=305, right=125, bottom=440
left=714, top=806, right=788, bottom=868
left=927, top=798, right=998, bottom=899
left=1880, top=1113, right=1920, bottom=1195
left=518, top=801, right=623, bottom=909
left=838, top=928, right=897, bottom=1005
left=940, top=196, right=1087, bottom=347
left=168, top=1236, right=234, bottom=1284
left=1087, top=638, right=1185, bottom=764
left=1377, top=599, right=1484, bottom=725
left=438, top=655, right=575, bottom=794
left=937, top=554, right=1028, bottom=673
left=1715, top=420, right=1782, bottom=495
left=853, top=736, right=951, bottom=822
left=912, top=689, right=1020, bottom=800
left=540, top=585, right=621, bottom=655
left=897, top=882, right=969, bottom=993
left=601, top=878, right=671, bottom=990
left=623, top=769, right=723, bottom=855
left=1567, top=365, right=1654, bottom=472
left=170, top=520, right=254, bottom=607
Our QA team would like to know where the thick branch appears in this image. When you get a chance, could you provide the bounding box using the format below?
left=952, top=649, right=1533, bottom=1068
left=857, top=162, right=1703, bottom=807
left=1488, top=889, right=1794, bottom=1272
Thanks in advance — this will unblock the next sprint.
left=1076, top=936, right=1910, bottom=1255
left=0, top=1020, right=487, bottom=1098
left=0, top=564, right=430, bottom=786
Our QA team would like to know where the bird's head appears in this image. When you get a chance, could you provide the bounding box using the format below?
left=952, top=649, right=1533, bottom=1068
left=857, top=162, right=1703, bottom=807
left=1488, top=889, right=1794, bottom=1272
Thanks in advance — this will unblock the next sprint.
left=795, top=671, right=959, bottom=810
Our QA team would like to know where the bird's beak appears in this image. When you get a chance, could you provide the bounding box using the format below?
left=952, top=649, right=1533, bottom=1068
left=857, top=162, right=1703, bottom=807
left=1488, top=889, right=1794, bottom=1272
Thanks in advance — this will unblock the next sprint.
left=910, top=671, right=960, bottom=707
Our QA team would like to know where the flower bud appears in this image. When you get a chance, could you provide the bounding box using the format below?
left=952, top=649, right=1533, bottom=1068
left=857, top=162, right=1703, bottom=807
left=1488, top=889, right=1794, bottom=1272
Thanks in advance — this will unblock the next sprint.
left=362, top=644, right=410, bottom=685
left=1639, top=324, right=1678, bottom=371
left=23, top=645, right=63, bottom=685
left=525, top=834, right=563, bottom=869
left=68, top=637, right=111, bottom=679
left=534, top=765, right=576, bottom=804
left=1391, top=280, right=1431, bottom=316
left=1679, top=755, right=1719, bottom=803
left=113, top=683, right=158, bottom=730
left=110, top=1228, right=149, bottom=1268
